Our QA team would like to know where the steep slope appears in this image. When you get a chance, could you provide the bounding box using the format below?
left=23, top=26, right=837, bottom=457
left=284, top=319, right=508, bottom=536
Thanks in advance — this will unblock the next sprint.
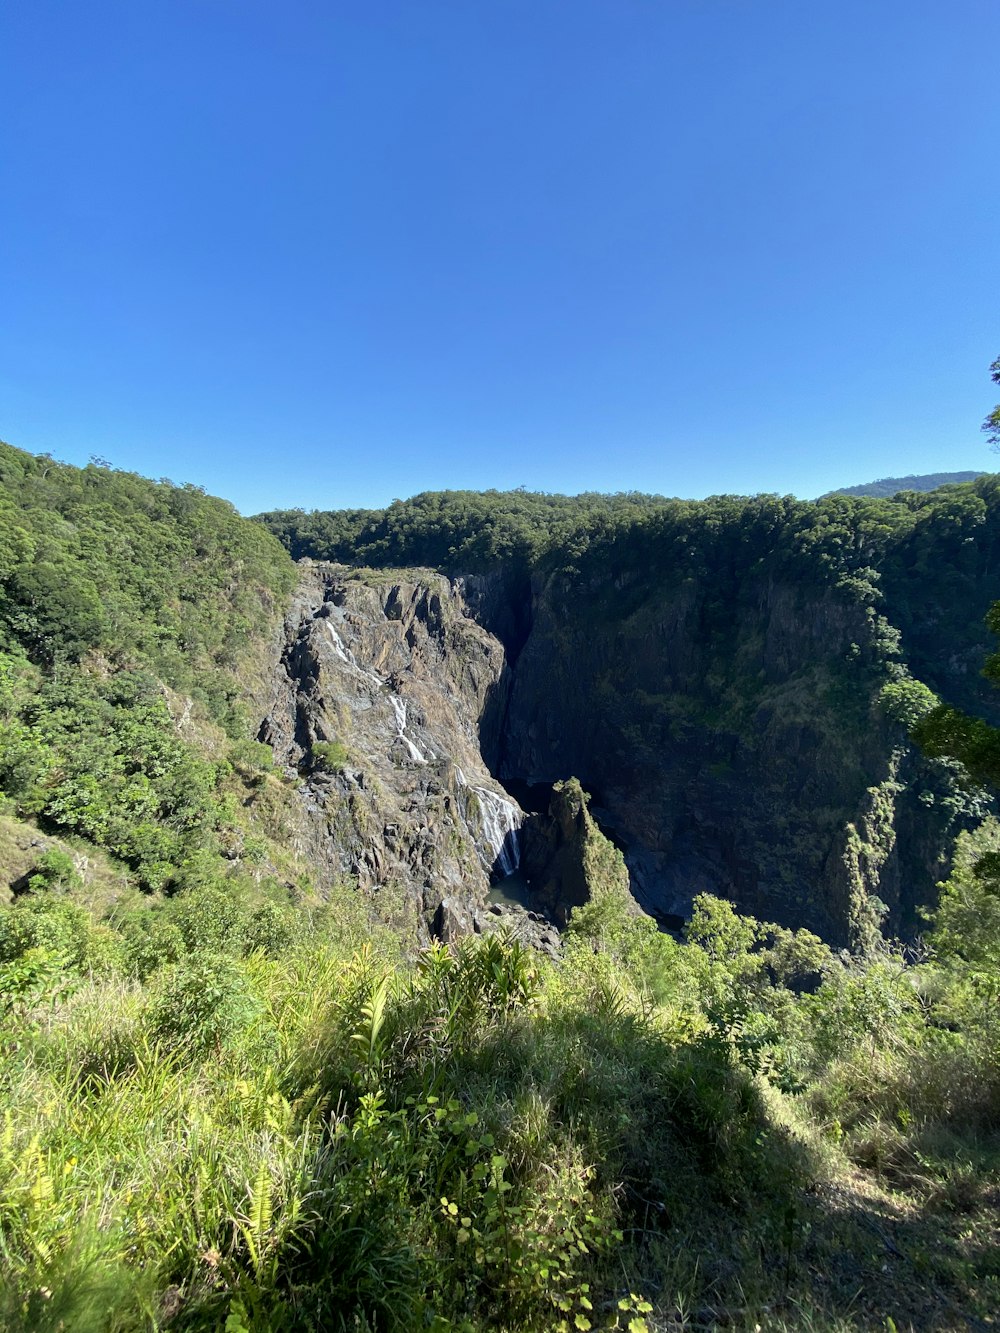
left=0, top=442, right=310, bottom=906
left=497, top=562, right=974, bottom=943
left=259, top=481, right=1000, bottom=945
left=823, top=471, right=987, bottom=498
left=4, top=443, right=997, bottom=949
left=257, top=563, right=524, bottom=937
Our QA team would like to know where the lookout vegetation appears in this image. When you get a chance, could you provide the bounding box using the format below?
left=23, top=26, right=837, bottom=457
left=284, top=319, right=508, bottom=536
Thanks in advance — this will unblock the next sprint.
left=1, top=437, right=999, bottom=1332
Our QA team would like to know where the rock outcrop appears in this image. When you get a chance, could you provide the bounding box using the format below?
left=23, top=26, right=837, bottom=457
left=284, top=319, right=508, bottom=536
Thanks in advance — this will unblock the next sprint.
left=497, top=567, right=975, bottom=945
left=520, top=778, right=633, bottom=927
left=257, top=564, right=525, bottom=937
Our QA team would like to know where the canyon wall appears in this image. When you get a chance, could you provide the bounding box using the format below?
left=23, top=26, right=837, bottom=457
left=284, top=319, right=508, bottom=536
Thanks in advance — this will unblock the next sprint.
left=261, top=557, right=990, bottom=947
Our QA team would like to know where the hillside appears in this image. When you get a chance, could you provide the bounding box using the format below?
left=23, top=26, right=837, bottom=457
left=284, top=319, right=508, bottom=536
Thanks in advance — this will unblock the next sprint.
left=822, top=471, right=986, bottom=498
left=2, top=446, right=1000, bottom=1331
left=0, top=442, right=308, bottom=900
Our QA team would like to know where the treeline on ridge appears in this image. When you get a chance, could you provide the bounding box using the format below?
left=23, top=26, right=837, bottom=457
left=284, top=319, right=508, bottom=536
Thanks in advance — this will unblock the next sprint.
left=256, top=476, right=1000, bottom=592
left=258, top=479, right=1000, bottom=718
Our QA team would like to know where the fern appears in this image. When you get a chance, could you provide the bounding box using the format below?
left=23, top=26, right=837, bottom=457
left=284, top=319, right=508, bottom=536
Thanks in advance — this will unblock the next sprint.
left=239, top=1159, right=274, bottom=1279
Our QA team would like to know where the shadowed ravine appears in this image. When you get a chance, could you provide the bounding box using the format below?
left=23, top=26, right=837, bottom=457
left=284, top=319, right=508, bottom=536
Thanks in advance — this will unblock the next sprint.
left=259, top=553, right=995, bottom=946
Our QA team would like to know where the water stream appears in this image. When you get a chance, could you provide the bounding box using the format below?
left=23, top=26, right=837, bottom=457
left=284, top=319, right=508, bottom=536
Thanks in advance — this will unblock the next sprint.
left=325, top=612, right=526, bottom=873
left=327, top=620, right=428, bottom=763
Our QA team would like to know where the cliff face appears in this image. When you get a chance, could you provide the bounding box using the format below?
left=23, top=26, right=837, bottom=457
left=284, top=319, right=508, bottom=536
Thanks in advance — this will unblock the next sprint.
left=257, top=564, right=521, bottom=938
left=257, top=558, right=987, bottom=948
left=497, top=567, right=976, bottom=944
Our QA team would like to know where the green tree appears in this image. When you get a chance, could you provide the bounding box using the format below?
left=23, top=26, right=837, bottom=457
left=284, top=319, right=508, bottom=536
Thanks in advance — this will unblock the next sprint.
left=909, top=357, right=1000, bottom=774
left=983, top=355, right=1000, bottom=451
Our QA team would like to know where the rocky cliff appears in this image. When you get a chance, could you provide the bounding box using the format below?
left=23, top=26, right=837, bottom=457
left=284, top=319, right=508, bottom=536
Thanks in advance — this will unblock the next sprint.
left=495, top=568, right=935, bottom=943
left=254, top=481, right=1000, bottom=948
left=257, top=563, right=526, bottom=939
left=258, top=553, right=991, bottom=949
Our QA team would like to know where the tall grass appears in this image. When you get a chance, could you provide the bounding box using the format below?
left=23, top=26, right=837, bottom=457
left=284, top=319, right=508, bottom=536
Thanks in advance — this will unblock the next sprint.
left=1, top=881, right=999, bottom=1330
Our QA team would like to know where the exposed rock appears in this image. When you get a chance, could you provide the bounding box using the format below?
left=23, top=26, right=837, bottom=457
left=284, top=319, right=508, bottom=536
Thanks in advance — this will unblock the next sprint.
left=256, top=555, right=988, bottom=949
left=472, top=901, right=563, bottom=960
left=521, top=778, right=633, bottom=927
left=0, top=813, right=124, bottom=906
left=497, top=569, right=982, bottom=944
left=258, top=565, right=525, bottom=938
left=432, top=896, right=474, bottom=943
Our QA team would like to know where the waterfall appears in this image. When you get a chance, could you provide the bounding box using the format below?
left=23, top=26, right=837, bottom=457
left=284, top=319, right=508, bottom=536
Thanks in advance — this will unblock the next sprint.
left=470, top=784, right=522, bottom=877
left=325, top=621, right=352, bottom=665
left=325, top=608, right=519, bottom=868
left=388, top=694, right=427, bottom=764
left=325, top=622, right=383, bottom=692
left=325, top=620, right=426, bottom=763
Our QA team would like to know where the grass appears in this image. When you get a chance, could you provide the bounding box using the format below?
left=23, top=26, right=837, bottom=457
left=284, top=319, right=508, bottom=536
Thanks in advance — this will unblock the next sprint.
left=1, top=886, right=999, bottom=1331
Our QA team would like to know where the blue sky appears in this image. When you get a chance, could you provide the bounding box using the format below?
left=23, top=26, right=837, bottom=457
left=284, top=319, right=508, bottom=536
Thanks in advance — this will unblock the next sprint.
left=2, top=0, right=998, bottom=514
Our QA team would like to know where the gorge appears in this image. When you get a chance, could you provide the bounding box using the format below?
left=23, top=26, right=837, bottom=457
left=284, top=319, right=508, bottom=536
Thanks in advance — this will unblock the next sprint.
left=255, top=478, right=1000, bottom=949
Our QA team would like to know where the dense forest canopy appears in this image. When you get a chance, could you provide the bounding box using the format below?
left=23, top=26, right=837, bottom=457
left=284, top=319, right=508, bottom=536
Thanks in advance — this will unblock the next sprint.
left=255, top=475, right=1000, bottom=589
left=257, top=478, right=1000, bottom=719
left=0, top=441, right=298, bottom=893
left=0, top=442, right=294, bottom=687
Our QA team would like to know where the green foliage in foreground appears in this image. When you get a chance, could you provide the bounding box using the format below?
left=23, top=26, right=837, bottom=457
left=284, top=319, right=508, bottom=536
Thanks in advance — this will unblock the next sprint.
left=2, top=848, right=999, bottom=1332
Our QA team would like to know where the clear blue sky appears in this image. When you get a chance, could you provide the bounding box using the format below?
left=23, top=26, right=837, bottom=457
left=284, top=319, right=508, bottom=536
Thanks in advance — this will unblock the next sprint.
left=2, top=0, right=998, bottom=513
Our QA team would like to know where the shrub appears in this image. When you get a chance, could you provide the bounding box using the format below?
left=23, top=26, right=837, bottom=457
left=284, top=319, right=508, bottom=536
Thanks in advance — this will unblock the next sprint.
left=117, top=911, right=187, bottom=980
left=25, top=848, right=81, bottom=893
left=0, top=895, right=92, bottom=967
left=311, top=740, right=349, bottom=773
left=878, top=676, right=939, bottom=728
left=149, top=952, right=259, bottom=1051
left=169, top=882, right=248, bottom=955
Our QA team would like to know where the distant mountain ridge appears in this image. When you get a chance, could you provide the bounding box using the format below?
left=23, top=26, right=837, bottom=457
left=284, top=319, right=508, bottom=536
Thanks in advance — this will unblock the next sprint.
left=824, top=471, right=986, bottom=498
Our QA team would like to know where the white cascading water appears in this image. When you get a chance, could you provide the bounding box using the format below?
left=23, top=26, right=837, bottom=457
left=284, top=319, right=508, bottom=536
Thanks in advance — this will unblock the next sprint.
left=325, top=621, right=352, bottom=665
left=325, top=622, right=383, bottom=692
left=326, top=620, right=427, bottom=763
left=326, top=616, right=519, bottom=858
left=470, top=784, right=522, bottom=877
left=388, top=694, right=427, bottom=764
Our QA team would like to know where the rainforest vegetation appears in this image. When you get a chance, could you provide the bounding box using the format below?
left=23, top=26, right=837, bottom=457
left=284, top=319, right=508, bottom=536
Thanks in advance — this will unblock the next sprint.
left=256, top=474, right=1000, bottom=596
left=260, top=474, right=1000, bottom=730
left=2, top=440, right=1000, bottom=1331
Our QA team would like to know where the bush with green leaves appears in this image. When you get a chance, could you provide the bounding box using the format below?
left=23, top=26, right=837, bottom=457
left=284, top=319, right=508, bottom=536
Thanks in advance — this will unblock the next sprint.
left=149, top=951, right=260, bottom=1052
left=878, top=675, right=940, bottom=729
left=0, top=444, right=300, bottom=909
left=310, top=739, right=350, bottom=773
left=0, top=894, right=92, bottom=968
left=3, top=904, right=1000, bottom=1331
left=23, top=847, right=80, bottom=893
